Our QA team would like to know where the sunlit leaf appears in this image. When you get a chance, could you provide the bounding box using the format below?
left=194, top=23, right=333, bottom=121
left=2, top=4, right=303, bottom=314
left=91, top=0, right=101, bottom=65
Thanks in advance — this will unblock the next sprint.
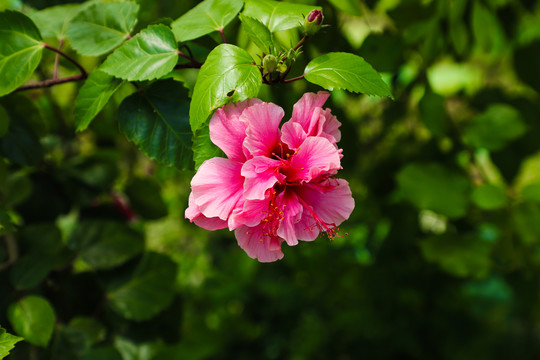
left=30, top=3, right=81, bottom=40
left=0, top=326, right=23, bottom=359
left=8, top=296, right=55, bottom=347
left=243, top=0, right=321, bottom=32
left=239, top=14, right=274, bottom=52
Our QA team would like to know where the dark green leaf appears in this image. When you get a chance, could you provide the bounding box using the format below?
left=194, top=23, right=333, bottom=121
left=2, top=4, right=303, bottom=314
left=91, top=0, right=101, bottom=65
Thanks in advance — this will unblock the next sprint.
left=239, top=14, right=274, bottom=52
left=514, top=40, right=540, bottom=94
left=243, top=0, right=322, bottom=32
left=0, top=112, right=43, bottom=166
left=396, top=163, right=470, bottom=218
left=463, top=104, right=525, bottom=151
left=107, top=252, right=177, bottom=321
left=68, top=220, right=144, bottom=271
left=81, top=346, right=122, bottom=360
left=65, top=2, right=139, bottom=56
left=30, top=4, right=81, bottom=39
left=64, top=317, right=106, bottom=350
left=513, top=203, right=540, bottom=245
left=304, top=52, right=393, bottom=98
left=471, top=184, right=507, bottom=210
left=114, top=337, right=164, bottom=360
left=471, top=1, right=505, bottom=54
left=419, top=88, right=447, bottom=137
left=117, top=79, right=192, bottom=169
left=0, top=10, right=44, bottom=96
left=8, top=296, right=55, bottom=347
left=190, top=44, right=261, bottom=132
left=125, top=177, right=168, bottom=220
left=10, top=253, right=54, bottom=290
left=171, top=0, right=243, bottom=42
left=192, top=124, right=225, bottom=170
left=101, top=25, right=178, bottom=81
left=75, top=71, right=123, bottom=131
left=0, top=104, right=8, bottom=137
left=0, top=326, right=23, bottom=359
left=18, top=222, right=64, bottom=254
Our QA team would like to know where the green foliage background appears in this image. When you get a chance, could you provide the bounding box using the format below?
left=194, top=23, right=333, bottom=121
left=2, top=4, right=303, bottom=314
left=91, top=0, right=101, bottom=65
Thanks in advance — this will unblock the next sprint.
left=2, top=0, right=540, bottom=358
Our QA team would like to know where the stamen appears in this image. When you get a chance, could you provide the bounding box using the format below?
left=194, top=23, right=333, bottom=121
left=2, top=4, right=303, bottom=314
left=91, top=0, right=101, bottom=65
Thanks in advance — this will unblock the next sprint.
left=296, top=196, right=344, bottom=240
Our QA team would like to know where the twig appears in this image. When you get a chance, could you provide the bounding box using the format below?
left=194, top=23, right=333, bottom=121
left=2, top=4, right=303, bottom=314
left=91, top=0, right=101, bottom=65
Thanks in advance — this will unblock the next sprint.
left=282, top=74, right=305, bottom=83
left=44, top=43, right=87, bottom=76
left=177, top=50, right=202, bottom=67
left=15, top=74, right=87, bottom=92
left=219, top=28, right=227, bottom=43
left=53, top=38, right=64, bottom=80
left=293, top=35, right=307, bottom=51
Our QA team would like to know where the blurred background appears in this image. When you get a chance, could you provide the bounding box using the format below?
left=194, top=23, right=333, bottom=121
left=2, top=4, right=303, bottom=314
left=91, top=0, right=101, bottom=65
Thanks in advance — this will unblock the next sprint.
left=2, top=0, right=540, bottom=359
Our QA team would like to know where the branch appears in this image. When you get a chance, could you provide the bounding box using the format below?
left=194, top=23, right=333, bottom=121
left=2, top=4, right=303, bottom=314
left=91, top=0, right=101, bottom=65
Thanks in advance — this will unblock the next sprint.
left=44, top=43, right=87, bottom=76
left=177, top=50, right=202, bottom=67
left=15, top=74, right=87, bottom=92
left=293, top=35, right=307, bottom=51
left=282, top=74, right=305, bottom=83
left=53, top=38, right=64, bottom=80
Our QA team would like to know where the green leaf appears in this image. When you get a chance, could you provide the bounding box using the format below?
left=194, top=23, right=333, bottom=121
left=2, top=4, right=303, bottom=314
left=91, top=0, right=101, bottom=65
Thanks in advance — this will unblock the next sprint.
left=513, top=203, right=540, bottom=245
left=239, top=14, right=274, bottom=52
left=107, top=252, right=177, bottom=321
left=68, top=220, right=144, bottom=271
left=304, top=52, right=393, bottom=98
left=114, top=337, right=164, bottom=360
left=101, top=25, right=178, bottom=81
left=10, top=253, right=54, bottom=290
left=471, top=184, right=507, bottom=210
left=0, top=109, right=43, bottom=166
left=419, top=88, right=447, bottom=137
left=192, top=124, right=225, bottom=170
left=117, top=79, right=192, bottom=169
left=65, top=2, right=139, bottom=56
left=171, top=0, right=243, bottom=42
left=243, top=0, right=322, bottom=32
left=190, top=44, right=261, bottom=132
left=327, top=0, right=363, bottom=16
left=471, top=1, right=505, bottom=54
left=75, top=71, right=123, bottom=131
left=8, top=296, right=55, bottom=347
left=30, top=4, right=81, bottom=40
left=396, top=163, right=470, bottom=218
left=0, top=10, right=44, bottom=96
left=463, top=104, right=526, bottom=151
left=124, top=177, right=168, bottom=220
left=0, top=326, right=23, bottom=359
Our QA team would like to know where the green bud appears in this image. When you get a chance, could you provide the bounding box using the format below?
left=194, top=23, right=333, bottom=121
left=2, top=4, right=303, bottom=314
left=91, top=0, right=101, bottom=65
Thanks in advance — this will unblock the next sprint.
left=262, top=54, right=278, bottom=73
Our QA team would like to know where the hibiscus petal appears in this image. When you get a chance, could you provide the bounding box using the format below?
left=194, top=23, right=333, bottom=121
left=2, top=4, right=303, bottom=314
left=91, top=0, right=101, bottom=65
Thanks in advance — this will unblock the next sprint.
left=242, top=102, right=284, bottom=157
left=185, top=193, right=228, bottom=230
left=209, top=98, right=262, bottom=161
left=320, top=108, right=342, bottom=144
left=281, top=121, right=307, bottom=150
left=241, top=156, right=282, bottom=200
left=294, top=211, right=320, bottom=241
left=235, top=225, right=284, bottom=262
left=276, top=190, right=303, bottom=246
left=290, top=91, right=330, bottom=133
left=191, top=158, right=244, bottom=221
left=287, top=137, right=341, bottom=183
left=229, top=197, right=270, bottom=230
left=297, top=178, right=355, bottom=226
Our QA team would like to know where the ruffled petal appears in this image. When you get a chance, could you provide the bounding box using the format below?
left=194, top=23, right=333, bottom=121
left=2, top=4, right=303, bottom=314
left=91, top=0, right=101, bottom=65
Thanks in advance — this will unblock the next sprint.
left=235, top=225, right=284, bottom=262
left=285, top=137, right=341, bottom=183
left=185, top=193, right=228, bottom=230
left=241, top=156, right=283, bottom=200
left=297, top=178, right=355, bottom=227
left=229, top=197, right=270, bottom=230
left=294, top=211, right=320, bottom=241
left=281, top=121, right=307, bottom=150
left=242, top=102, right=284, bottom=157
left=276, top=190, right=303, bottom=246
left=209, top=98, right=262, bottom=162
left=320, top=108, right=341, bottom=144
left=290, top=91, right=330, bottom=134
left=190, top=158, right=244, bottom=221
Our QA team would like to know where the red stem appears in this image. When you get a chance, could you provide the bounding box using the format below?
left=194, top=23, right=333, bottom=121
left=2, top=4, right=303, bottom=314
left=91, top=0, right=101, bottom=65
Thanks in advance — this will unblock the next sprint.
left=15, top=74, right=87, bottom=92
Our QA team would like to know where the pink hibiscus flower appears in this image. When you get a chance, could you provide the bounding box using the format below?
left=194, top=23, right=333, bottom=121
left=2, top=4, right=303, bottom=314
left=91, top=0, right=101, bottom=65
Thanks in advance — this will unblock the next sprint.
left=185, top=91, right=355, bottom=262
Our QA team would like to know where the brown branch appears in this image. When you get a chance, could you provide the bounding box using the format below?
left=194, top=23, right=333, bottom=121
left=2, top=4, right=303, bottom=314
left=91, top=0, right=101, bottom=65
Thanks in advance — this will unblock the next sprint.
left=282, top=74, right=305, bottom=83
left=293, top=35, right=307, bottom=51
left=15, top=74, right=87, bottom=92
left=177, top=50, right=202, bottom=67
left=53, top=38, right=64, bottom=80
left=44, top=43, right=87, bottom=76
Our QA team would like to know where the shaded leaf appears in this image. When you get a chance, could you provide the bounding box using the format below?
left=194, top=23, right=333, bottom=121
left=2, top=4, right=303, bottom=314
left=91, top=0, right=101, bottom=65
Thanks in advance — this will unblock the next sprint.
left=107, top=252, right=177, bottom=321
left=0, top=10, right=44, bottom=96
left=10, top=253, right=54, bottom=290
left=8, top=296, right=55, bottom=347
left=239, top=14, right=274, bottom=52
left=30, top=3, right=81, bottom=39
left=243, top=0, right=321, bottom=32
left=101, top=25, right=178, bottom=81
left=190, top=44, right=261, bottom=132
left=117, top=79, right=192, bottom=169
left=327, top=0, right=363, bottom=16
left=75, top=70, right=123, bottom=131
left=514, top=40, right=540, bottom=94
left=65, top=2, right=139, bottom=56
left=171, top=0, right=243, bottom=42
left=125, top=177, right=168, bottom=220
left=304, top=52, right=392, bottom=98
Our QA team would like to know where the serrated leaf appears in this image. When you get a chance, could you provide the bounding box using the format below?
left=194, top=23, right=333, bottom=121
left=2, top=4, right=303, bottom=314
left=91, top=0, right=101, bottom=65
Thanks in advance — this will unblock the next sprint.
left=117, top=79, right=192, bottom=169
left=107, top=252, right=177, bottom=321
left=239, top=14, right=274, bottom=52
left=0, top=326, right=23, bottom=359
left=192, top=124, right=225, bottom=170
left=171, top=0, right=243, bottom=42
left=243, top=0, right=321, bottom=32
left=304, top=52, right=392, bottom=98
left=75, top=71, right=123, bottom=131
left=0, top=10, right=44, bottom=96
left=190, top=44, right=261, bottom=132
left=8, top=296, right=55, bottom=347
left=65, top=2, right=139, bottom=56
left=30, top=4, right=81, bottom=40
left=68, top=220, right=144, bottom=271
left=101, top=25, right=178, bottom=81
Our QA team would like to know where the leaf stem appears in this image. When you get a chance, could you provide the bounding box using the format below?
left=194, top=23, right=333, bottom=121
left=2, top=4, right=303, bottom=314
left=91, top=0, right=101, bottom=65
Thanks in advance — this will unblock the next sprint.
left=282, top=74, right=305, bottom=83
left=15, top=74, right=88, bottom=92
left=293, top=35, right=307, bottom=51
left=219, top=28, right=227, bottom=43
left=177, top=50, right=202, bottom=67
left=53, top=38, right=64, bottom=80
left=44, top=43, right=87, bottom=76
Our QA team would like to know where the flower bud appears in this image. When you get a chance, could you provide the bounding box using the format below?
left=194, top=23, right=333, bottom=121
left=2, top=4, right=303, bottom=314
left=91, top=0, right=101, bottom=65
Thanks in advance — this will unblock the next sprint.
left=304, top=9, right=323, bottom=35
left=262, top=54, right=278, bottom=73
